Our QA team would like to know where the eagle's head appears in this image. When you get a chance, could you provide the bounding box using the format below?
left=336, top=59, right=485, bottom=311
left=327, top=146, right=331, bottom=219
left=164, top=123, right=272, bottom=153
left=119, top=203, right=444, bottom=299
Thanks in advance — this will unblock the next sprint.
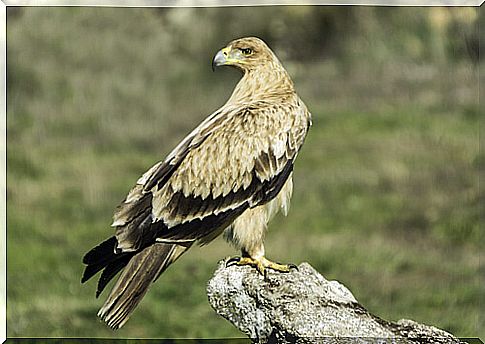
left=212, top=37, right=279, bottom=73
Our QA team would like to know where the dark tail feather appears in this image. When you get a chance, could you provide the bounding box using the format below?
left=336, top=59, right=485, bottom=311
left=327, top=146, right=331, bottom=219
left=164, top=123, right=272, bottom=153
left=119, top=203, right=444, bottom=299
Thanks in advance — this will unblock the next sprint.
left=82, top=262, right=108, bottom=284
left=83, top=236, right=118, bottom=265
left=81, top=236, right=125, bottom=284
left=97, top=242, right=192, bottom=330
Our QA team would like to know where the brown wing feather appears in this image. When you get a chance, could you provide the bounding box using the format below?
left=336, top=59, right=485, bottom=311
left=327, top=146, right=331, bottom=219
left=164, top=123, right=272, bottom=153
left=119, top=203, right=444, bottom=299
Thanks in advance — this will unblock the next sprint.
left=112, top=97, right=309, bottom=253
left=150, top=103, right=306, bottom=227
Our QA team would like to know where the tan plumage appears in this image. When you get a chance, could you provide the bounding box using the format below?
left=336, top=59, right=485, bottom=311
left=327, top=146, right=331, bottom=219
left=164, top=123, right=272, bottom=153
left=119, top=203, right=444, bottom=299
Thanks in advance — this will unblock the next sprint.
left=82, top=37, right=311, bottom=329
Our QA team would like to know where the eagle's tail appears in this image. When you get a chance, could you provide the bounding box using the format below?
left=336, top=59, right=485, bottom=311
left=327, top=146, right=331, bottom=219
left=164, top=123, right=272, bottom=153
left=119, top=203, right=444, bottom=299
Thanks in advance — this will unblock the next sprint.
left=97, top=242, right=192, bottom=330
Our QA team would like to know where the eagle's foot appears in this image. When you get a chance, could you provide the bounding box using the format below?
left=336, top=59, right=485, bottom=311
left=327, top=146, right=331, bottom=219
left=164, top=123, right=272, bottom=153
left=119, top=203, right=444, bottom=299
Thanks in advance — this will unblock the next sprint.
left=226, top=256, right=298, bottom=276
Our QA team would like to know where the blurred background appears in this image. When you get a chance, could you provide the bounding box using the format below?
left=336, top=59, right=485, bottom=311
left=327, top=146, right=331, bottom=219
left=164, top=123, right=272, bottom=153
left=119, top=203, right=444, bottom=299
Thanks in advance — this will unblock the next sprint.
left=6, top=6, right=483, bottom=339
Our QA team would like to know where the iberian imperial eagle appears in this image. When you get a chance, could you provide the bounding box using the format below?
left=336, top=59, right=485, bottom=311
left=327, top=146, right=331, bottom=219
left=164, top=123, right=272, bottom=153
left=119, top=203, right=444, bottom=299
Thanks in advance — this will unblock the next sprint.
left=82, top=37, right=312, bottom=329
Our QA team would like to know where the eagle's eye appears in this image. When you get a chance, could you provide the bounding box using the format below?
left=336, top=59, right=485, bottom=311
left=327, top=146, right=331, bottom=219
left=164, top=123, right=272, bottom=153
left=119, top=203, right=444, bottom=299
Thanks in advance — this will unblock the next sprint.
left=240, top=48, right=253, bottom=56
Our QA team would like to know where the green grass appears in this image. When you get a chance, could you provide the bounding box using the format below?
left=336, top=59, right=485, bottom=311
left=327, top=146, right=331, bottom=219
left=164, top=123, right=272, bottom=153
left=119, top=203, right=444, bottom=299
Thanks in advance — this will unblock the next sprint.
left=6, top=7, right=482, bottom=340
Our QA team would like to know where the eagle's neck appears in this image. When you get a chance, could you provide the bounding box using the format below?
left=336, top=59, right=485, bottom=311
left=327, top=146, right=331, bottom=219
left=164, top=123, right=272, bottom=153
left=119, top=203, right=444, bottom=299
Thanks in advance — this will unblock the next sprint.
left=227, top=63, right=295, bottom=104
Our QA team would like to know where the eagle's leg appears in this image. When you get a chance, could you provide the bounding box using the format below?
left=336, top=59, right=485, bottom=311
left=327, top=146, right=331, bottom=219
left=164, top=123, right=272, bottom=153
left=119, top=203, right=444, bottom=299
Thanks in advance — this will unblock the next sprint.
left=226, top=246, right=298, bottom=275
left=225, top=197, right=298, bottom=275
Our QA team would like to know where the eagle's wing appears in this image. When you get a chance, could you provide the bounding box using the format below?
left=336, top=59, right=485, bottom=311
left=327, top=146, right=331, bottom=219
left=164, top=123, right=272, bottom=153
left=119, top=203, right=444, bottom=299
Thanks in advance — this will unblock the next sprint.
left=112, top=99, right=310, bottom=252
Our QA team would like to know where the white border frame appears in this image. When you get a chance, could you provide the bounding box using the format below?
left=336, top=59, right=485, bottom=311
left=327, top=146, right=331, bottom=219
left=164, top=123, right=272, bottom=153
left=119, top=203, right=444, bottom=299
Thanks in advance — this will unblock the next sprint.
left=1, top=2, right=6, bottom=344
left=2, top=0, right=485, bottom=6
left=0, top=2, right=482, bottom=343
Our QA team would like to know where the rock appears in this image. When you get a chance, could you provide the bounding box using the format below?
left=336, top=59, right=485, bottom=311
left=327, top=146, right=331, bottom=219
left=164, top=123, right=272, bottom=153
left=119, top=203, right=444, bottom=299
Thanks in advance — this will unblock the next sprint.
left=207, top=260, right=463, bottom=344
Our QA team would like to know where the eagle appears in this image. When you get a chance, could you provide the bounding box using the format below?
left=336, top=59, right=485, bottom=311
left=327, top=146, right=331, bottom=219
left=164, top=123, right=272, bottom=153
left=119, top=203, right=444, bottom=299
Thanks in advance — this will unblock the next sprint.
left=81, top=37, right=312, bottom=330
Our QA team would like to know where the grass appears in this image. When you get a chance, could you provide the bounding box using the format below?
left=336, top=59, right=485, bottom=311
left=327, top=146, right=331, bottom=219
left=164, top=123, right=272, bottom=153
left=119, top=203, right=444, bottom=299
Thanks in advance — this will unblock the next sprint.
left=6, top=7, right=482, bottom=340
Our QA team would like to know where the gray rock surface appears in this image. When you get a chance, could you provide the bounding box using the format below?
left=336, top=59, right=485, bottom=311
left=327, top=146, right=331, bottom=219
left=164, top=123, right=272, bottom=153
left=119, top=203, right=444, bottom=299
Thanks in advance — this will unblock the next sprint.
left=207, top=260, right=463, bottom=344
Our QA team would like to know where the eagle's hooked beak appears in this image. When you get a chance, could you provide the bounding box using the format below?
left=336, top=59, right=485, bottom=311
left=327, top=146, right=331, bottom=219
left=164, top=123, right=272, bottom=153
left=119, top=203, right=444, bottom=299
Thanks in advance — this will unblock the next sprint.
left=212, top=46, right=231, bottom=71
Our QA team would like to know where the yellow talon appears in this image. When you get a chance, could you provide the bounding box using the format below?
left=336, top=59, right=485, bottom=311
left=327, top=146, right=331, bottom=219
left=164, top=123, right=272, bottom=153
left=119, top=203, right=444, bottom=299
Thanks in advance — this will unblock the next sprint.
left=226, top=256, right=298, bottom=276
